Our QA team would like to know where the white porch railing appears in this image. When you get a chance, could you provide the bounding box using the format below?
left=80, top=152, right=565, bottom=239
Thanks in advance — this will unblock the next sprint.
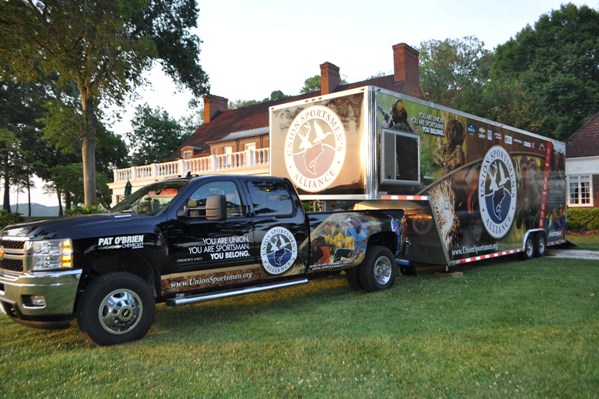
left=112, top=148, right=270, bottom=183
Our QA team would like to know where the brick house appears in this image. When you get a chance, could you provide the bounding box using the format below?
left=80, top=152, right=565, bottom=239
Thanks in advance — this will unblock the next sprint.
left=566, top=111, right=599, bottom=208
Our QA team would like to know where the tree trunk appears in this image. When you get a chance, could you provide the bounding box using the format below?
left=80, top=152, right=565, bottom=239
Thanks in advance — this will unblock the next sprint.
left=57, top=189, right=63, bottom=216
left=3, top=152, right=10, bottom=213
left=65, top=192, right=72, bottom=211
left=26, top=179, right=32, bottom=217
left=81, top=94, right=97, bottom=206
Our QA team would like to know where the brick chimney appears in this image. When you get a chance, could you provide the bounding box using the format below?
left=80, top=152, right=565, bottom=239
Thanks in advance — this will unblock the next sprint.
left=203, top=95, right=229, bottom=124
left=320, top=62, right=340, bottom=95
left=393, top=43, right=422, bottom=98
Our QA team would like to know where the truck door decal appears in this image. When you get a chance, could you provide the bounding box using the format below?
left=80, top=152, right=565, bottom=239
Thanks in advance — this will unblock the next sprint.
left=260, top=227, right=298, bottom=275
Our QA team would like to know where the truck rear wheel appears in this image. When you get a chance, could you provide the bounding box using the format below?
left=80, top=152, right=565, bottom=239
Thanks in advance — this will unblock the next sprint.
left=77, top=272, right=155, bottom=346
left=358, top=246, right=397, bottom=292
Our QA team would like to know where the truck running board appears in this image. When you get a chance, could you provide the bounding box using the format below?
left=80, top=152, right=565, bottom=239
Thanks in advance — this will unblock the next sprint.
left=166, top=278, right=309, bottom=306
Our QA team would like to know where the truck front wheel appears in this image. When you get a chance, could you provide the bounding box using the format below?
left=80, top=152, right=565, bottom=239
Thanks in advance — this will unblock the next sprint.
left=77, top=272, right=155, bottom=346
left=358, top=246, right=397, bottom=292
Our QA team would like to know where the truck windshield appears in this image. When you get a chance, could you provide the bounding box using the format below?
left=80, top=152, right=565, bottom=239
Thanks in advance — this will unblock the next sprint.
left=110, top=180, right=189, bottom=216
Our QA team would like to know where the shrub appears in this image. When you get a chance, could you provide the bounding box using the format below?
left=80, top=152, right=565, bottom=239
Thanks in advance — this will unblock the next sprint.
left=0, top=210, right=24, bottom=229
left=65, top=205, right=105, bottom=216
left=566, top=207, right=599, bottom=232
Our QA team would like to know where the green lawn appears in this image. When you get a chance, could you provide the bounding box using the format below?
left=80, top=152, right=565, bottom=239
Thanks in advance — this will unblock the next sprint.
left=568, top=232, right=599, bottom=251
left=1, top=256, right=598, bottom=398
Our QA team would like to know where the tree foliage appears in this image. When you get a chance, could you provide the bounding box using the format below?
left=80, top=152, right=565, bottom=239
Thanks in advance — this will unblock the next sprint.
left=229, top=90, right=289, bottom=109
left=0, top=72, right=51, bottom=214
left=126, top=104, right=192, bottom=166
left=48, top=163, right=112, bottom=209
left=489, top=3, right=599, bottom=139
left=418, top=36, right=493, bottom=113
left=300, top=75, right=348, bottom=94
left=0, top=0, right=209, bottom=205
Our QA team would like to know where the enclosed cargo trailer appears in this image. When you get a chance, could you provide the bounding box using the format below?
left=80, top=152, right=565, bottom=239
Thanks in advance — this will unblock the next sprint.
left=269, top=86, right=566, bottom=267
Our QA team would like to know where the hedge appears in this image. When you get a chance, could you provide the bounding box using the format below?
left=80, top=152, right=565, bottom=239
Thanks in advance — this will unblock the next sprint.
left=567, top=207, right=599, bottom=232
left=0, top=210, right=24, bottom=229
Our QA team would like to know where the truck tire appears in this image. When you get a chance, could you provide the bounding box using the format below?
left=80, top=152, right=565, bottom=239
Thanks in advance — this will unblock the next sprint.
left=77, top=272, right=155, bottom=346
left=521, top=235, right=535, bottom=260
left=345, top=267, right=362, bottom=290
left=358, top=246, right=397, bottom=292
left=535, top=234, right=547, bottom=257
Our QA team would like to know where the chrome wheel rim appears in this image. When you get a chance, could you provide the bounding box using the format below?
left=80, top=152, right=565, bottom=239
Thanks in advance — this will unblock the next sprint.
left=525, top=238, right=534, bottom=258
left=538, top=237, right=546, bottom=255
left=374, top=256, right=393, bottom=285
left=98, top=289, right=143, bottom=335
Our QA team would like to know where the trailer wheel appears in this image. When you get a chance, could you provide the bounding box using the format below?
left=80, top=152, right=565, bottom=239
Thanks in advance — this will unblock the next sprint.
left=521, top=236, right=535, bottom=260
left=535, top=234, right=547, bottom=257
left=359, top=246, right=397, bottom=292
left=77, top=272, right=155, bottom=346
left=345, top=267, right=362, bottom=290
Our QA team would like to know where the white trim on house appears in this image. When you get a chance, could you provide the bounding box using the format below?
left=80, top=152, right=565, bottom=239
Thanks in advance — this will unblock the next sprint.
left=566, top=155, right=598, bottom=207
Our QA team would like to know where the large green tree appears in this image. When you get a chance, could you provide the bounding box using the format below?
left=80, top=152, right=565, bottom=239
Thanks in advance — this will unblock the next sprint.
left=489, top=3, right=599, bottom=139
left=0, top=72, right=51, bottom=214
left=0, top=0, right=209, bottom=205
left=126, top=104, right=192, bottom=166
left=418, top=36, right=493, bottom=114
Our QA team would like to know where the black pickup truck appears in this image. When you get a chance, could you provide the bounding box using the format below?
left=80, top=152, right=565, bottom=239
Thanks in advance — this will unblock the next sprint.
left=0, top=175, right=404, bottom=345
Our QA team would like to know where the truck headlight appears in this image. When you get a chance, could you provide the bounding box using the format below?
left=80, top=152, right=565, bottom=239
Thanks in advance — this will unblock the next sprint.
left=29, top=239, right=73, bottom=271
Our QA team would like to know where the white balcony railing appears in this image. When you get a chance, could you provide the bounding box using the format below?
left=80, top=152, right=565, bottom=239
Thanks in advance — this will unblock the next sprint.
left=112, top=148, right=270, bottom=183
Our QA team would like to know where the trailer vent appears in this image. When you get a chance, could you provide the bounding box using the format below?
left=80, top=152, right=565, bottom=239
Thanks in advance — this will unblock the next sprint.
left=381, top=128, right=420, bottom=185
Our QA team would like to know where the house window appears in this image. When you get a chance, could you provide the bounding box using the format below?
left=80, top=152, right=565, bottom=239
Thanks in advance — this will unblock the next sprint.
left=244, top=142, right=256, bottom=151
left=182, top=150, right=193, bottom=159
left=568, top=175, right=592, bottom=206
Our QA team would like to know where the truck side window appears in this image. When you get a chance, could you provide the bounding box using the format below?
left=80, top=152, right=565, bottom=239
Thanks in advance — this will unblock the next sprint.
left=246, top=180, right=293, bottom=216
left=187, top=181, right=243, bottom=218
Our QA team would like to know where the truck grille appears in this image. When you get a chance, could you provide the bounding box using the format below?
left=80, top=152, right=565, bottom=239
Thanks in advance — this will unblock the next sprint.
left=0, top=237, right=28, bottom=273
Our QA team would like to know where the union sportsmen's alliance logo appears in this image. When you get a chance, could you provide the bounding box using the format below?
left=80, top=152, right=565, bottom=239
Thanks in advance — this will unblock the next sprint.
left=479, top=146, right=517, bottom=239
left=260, top=227, right=298, bottom=275
left=284, top=105, right=346, bottom=192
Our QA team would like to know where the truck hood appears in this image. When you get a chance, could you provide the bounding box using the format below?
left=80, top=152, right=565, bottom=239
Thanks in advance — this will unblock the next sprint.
left=1, top=213, right=161, bottom=241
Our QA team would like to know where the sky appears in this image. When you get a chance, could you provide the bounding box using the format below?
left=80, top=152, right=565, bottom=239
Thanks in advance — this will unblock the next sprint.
left=12, top=0, right=599, bottom=206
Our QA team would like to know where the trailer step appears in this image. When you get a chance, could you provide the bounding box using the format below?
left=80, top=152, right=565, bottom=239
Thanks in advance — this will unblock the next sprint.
left=166, top=278, right=309, bottom=306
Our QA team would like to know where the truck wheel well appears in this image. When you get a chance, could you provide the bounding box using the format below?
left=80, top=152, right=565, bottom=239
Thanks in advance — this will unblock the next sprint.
left=368, top=231, right=398, bottom=255
left=78, top=253, right=157, bottom=297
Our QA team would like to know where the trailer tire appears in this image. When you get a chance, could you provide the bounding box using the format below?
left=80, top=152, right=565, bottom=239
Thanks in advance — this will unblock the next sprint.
left=535, top=234, right=547, bottom=257
left=77, top=272, right=155, bottom=346
left=521, top=236, right=535, bottom=260
left=345, top=267, right=362, bottom=290
left=358, top=246, right=397, bottom=292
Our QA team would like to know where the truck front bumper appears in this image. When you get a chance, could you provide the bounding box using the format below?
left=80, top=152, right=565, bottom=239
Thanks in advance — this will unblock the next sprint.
left=0, top=269, right=81, bottom=329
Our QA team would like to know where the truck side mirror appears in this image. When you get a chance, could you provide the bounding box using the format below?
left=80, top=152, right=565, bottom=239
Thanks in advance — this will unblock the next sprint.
left=205, top=194, right=226, bottom=221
